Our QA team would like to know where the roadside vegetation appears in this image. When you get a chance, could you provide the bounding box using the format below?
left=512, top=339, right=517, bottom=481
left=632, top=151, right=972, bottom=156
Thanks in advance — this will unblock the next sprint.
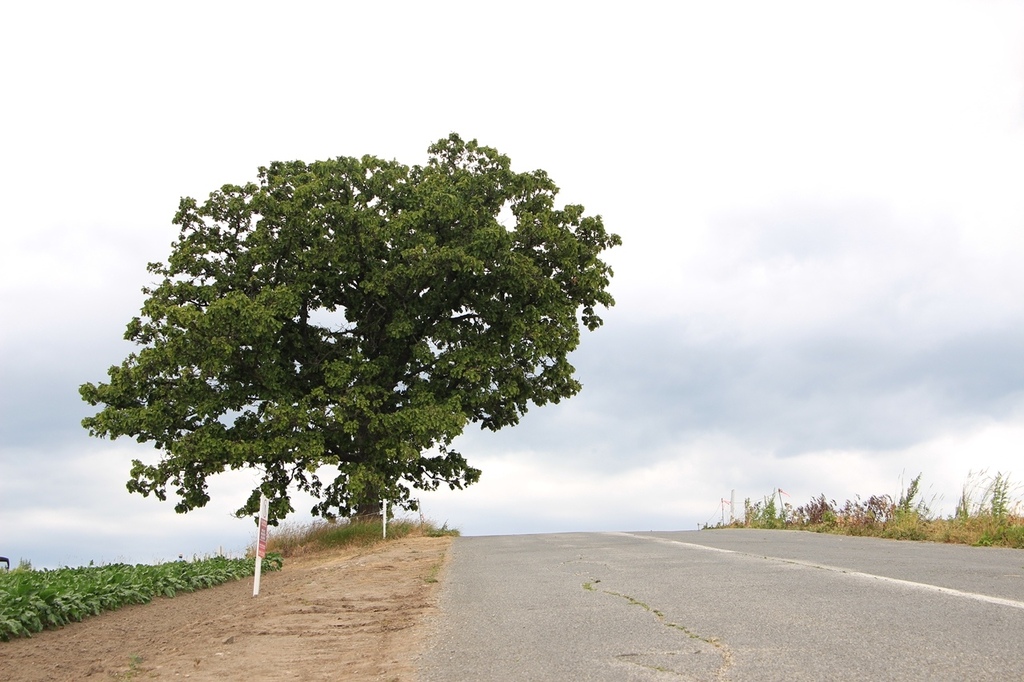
left=263, top=516, right=460, bottom=559
left=0, top=554, right=283, bottom=642
left=1, top=516, right=458, bottom=644
left=721, top=471, right=1024, bottom=548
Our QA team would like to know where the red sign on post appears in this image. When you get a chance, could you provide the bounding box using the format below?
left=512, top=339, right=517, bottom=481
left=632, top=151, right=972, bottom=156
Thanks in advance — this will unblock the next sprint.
left=257, top=518, right=268, bottom=559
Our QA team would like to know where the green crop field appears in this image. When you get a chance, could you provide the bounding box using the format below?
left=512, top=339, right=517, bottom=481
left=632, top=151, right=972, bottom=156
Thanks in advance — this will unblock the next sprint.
left=0, top=554, right=282, bottom=642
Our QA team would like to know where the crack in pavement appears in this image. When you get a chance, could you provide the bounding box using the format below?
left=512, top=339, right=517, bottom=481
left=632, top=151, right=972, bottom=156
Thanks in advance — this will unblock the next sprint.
left=584, top=579, right=734, bottom=680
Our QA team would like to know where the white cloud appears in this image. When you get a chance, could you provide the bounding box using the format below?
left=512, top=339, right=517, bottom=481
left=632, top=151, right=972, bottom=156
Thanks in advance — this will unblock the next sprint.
left=421, top=415, right=1024, bottom=535
left=2, top=1, right=1024, bottom=561
left=1, top=442, right=262, bottom=568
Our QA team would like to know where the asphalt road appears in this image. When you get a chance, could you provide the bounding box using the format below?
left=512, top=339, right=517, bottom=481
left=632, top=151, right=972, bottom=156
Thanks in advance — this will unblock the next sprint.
left=416, top=530, right=1024, bottom=681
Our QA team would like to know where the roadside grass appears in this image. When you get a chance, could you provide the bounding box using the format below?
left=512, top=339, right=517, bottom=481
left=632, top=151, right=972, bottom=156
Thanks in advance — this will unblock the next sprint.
left=263, top=516, right=459, bottom=559
left=721, top=471, right=1024, bottom=549
left=423, top=560, right=444, bottom=584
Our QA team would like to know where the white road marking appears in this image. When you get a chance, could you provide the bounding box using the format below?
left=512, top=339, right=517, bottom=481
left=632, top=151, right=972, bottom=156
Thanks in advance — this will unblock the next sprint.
left=610, top=532, right=1024, bottom=612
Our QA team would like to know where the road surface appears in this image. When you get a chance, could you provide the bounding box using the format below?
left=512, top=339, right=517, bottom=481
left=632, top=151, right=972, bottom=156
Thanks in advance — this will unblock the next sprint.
left=417, top=530, right=1024, bottom=681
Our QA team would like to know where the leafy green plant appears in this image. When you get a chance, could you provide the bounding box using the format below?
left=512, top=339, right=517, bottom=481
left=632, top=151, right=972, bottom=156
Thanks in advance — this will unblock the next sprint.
left=988, top=472, right=1010, bottom=522
left=113, top=654, right=146, bottom=681
left=743, top=493, right=789, bottom=529
left=0, top=555, right=282, bottom=642
left=896, top=473, right=923, bottom=516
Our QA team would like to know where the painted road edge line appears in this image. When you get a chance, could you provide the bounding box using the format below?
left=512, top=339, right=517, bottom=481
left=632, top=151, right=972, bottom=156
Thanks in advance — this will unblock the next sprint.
left=609, top=532, right=1024, bottom=612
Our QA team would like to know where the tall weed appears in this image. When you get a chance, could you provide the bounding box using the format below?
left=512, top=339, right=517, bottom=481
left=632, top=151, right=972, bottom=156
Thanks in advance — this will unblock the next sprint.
left=728, top=472, right=1023, bottom=548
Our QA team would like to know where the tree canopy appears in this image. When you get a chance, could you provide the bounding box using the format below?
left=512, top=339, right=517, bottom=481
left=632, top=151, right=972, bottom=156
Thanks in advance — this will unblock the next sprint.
left=80, top=134, right=621, bottom=522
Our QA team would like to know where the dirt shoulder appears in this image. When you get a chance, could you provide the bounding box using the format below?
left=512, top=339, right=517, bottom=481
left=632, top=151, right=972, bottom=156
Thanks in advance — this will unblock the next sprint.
left=0, top=535, right=452, bottom=681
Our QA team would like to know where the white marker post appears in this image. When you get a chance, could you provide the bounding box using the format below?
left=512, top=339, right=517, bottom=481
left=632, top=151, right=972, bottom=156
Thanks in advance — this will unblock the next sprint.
left=253, top=495, right=269, bottom=597
left=382, top=499, right=388, bottom=540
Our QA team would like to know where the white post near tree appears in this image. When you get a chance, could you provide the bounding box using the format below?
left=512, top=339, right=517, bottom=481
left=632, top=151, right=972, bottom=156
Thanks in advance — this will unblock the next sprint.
left=382, top=499, right=388, bottom=540
left=253, top=494, right=269, bottom=597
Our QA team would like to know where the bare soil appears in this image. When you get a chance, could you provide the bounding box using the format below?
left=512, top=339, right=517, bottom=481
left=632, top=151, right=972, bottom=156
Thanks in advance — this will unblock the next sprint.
left=0, top=535, right=452, bottom=681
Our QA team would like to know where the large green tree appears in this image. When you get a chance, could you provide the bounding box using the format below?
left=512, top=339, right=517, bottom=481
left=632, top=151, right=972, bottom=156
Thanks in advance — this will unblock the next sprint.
left=80, top=134, right=620, bottom=522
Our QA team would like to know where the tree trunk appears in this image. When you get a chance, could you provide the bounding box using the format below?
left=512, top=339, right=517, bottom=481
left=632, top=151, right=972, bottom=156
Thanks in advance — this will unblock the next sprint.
left=351, top=494, right=383, bottom=523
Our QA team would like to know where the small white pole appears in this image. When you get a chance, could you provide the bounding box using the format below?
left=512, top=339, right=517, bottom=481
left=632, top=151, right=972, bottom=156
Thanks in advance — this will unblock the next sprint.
left=253, top=548, right=262, bottom=597
left=253, top=495, right=269, bottom=597
left=382, top=499, right=388, bottom=540
left=730, top=489, right=736, bottom=523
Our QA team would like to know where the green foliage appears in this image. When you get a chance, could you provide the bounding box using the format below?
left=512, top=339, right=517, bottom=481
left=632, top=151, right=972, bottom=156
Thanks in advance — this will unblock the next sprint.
left=976, top=524, right=1024, bottom=549
left=896, top=473, right=922, bottom=516
left=988, top=472, right=1010, bottom=522
left=80, top=134, right=620, bottom=522
left=882, top=473, right=928, bottom=539
left=743, top=493, right=788, bottom=529
left=733, top=472, right=1024, bottom=548
left=424, top=561, right=444, bottom=584
left=424, top=521, right=461, bottom=537
left=879, top=513, right=928, bottom=541
left=0, top=555, right=282, bottom=642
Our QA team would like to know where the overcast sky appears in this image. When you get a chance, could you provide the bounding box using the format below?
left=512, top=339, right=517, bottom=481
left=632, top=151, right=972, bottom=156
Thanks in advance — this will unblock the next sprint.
left=3, top=1, right=1023, bottom=568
